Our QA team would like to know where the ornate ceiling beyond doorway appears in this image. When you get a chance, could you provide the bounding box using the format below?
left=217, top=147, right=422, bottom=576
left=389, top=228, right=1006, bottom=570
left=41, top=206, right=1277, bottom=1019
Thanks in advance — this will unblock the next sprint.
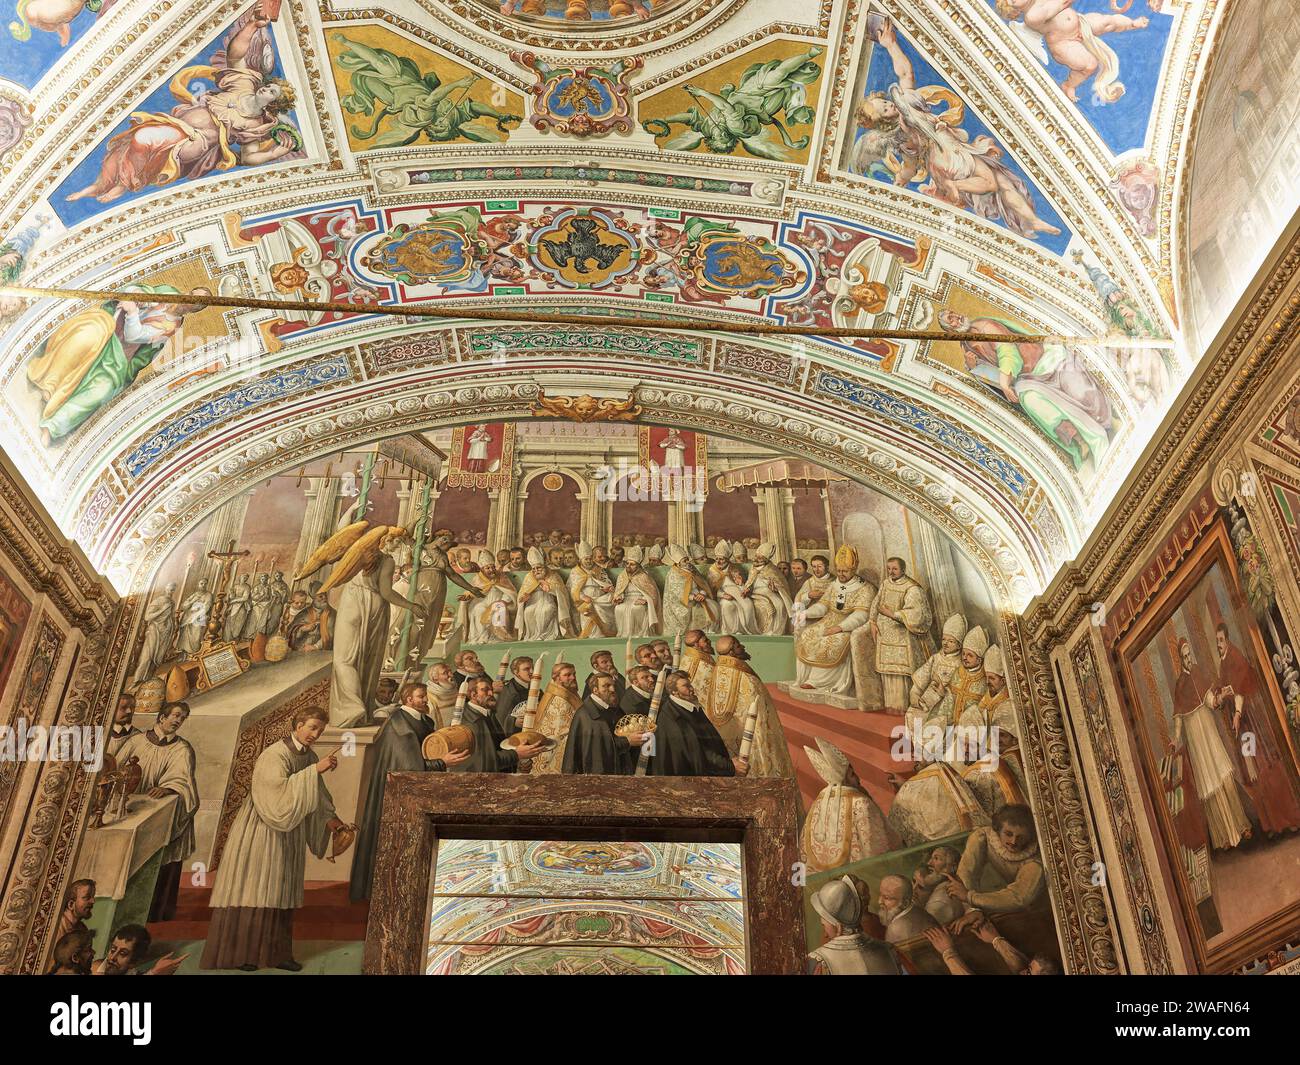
left=0, top=0, right=1254, bottom=602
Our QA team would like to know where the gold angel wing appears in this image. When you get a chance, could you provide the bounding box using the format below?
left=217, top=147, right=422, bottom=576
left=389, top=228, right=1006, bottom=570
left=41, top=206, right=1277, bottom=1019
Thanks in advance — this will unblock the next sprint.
left=317, top=524, right=400, bottom=595
left=294, top=520, right=371, bottom=581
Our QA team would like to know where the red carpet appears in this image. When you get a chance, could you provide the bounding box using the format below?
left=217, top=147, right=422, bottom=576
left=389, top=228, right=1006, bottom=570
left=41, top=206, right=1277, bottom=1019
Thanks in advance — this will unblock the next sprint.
left=148, top=881, right=370, bottom=943
left=770, top=684, right=902, bottom=813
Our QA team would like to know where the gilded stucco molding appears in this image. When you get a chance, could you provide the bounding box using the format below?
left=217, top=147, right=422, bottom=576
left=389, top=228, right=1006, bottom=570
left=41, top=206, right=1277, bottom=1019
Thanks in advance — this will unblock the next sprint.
left=1003, top=612, right=1120, bottom=974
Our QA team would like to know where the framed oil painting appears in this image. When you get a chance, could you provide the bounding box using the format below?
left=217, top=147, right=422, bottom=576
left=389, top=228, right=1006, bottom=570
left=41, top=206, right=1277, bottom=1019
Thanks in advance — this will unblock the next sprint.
left=1114, top=519, right=1300, bottom=972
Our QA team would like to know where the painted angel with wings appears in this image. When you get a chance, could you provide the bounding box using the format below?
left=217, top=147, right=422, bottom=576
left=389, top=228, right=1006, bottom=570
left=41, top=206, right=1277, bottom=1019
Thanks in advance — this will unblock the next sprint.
left=295, top=510, right=425, bottom=728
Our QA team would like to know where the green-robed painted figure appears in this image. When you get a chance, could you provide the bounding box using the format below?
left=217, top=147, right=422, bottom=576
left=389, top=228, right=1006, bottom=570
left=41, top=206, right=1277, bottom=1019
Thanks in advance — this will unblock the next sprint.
left=26, top=284, right=209, bottom=445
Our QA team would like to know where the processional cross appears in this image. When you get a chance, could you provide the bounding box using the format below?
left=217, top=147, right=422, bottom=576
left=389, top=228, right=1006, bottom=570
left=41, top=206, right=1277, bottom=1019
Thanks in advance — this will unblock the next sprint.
left=203, top=540, right=251, bottom=650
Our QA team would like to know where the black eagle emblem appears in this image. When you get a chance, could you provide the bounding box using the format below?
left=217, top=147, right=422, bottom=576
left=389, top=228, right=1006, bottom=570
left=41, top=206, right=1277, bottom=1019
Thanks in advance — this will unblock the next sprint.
left=541, top=217, right=624, bottom=274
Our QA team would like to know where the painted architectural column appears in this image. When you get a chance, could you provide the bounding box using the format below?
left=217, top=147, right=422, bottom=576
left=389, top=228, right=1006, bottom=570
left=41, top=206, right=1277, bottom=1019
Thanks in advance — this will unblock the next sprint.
left=911, top=514, right=964, bottom=629
left=201, top=489, right=256, bottom=588
left=290, top=476, right=341, bottom=591
left=779, top=488, right=799, bottom=559
left=668, top=499, right=695, bottom=549
left=394, top=482, right=417, bottom=527
left=821, top=489, right=836, bottom=555
left=487, top=471, right=521, bottom=551
left=756, top=487, right=793, bottom=561
left=575, top=471, right=602, bottom=547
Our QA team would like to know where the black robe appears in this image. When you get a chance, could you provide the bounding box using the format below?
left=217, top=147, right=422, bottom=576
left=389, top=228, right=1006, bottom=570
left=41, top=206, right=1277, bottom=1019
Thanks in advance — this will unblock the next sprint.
left=349, top=708, right=444, bottom=901
left=619, top=686, right=653, bottom=717
left=647, top=698, right=736, bottom=777
left=495, top=676, right=531, bottom=735
left=582, top=669, right=627, bottom=702
left=453, top=669, right=489, bottom=689
left=447, top=703, right=519, bottom=773
left=562, top=696, right=633, bottom=775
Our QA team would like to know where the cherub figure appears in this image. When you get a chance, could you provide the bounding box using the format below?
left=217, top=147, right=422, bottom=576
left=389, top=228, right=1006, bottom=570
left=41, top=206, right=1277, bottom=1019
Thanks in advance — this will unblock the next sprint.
left=996, top=0, right=1158, bottom=104
left=855, top=19, right=1060, bottom=240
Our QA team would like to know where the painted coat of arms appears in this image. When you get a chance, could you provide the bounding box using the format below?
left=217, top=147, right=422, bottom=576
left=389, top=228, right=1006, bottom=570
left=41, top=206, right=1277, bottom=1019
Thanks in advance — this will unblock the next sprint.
left=529, top=207, right=639, bottom=289
left=513, top=52, right=640, bottom=136
left=361, top=205, right=525, bottom=289
left=688, top=221, right=803, bottom=299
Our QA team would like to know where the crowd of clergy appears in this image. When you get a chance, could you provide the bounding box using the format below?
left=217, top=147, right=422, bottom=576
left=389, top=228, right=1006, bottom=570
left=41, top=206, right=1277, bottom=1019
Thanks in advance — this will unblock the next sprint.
left=94, top=529, right=1047, bottom=975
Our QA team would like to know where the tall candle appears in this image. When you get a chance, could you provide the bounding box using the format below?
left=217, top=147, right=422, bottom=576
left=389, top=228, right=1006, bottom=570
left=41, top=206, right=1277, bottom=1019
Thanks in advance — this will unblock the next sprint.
left=736, top=699, right=759, bottom=774
left=450, top=679, right=469, bottom=726
left=522, top=653, right=546, bottom=733
left=634, top=665, right=670, bottom=777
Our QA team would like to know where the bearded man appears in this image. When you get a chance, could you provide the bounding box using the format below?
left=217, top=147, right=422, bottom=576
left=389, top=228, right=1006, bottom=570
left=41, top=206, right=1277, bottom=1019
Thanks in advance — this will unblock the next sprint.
left=647, top=672, right=745, bottom=777
left=613, top=546, right=662, bottom=637
left=531, top=661, right=583, bottom=775
left=581, top=649, right=627, bottom=701
left=620, top=665, right=657, bottom=716
left=929, top=626, right=990, bottom=732
left=744, top=542, right=794, bottom=635
left=562, top=674, right=647, bottom=776
left=662, top=544, right=717, bottom=636
left=459, top=550, right=517, bottom=643
left=568, top=541, right=617, bottom=638
left=449, top=679, right=545, bottom=774
left=956, top=645, right=1028, bottom=816
left=714, top=556, right=759, bottom=635
left=910, top=614, right=968, bottom=727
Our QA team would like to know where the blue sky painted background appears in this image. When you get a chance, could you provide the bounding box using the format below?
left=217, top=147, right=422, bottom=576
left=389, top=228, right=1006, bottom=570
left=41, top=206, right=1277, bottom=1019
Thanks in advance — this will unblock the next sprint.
left=2, top=1, right=101, bottom=90
left=990, top=0, right=1174, bottom=155
left=855, top=28, right=1072, bottom=256
left=51, top=19, right=299, bottom=229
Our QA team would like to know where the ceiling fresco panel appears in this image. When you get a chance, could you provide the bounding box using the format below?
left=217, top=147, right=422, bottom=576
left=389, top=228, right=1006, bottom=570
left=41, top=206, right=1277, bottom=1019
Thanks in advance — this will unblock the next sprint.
left=0, top=0, right=1253, bottom=606
left=987, top=0, right=1176, bottom=156
left=51, top=3, right=310, bottom=228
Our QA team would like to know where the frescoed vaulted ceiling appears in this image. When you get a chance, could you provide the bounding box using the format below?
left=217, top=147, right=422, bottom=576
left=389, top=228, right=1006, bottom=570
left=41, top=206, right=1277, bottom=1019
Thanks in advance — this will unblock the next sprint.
left=0, top=0, right=1276, bottom=605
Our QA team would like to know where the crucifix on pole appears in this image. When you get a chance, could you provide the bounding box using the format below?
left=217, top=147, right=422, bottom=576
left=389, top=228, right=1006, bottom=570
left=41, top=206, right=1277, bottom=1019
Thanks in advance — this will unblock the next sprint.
left=204, top=539, right=251, bottom=650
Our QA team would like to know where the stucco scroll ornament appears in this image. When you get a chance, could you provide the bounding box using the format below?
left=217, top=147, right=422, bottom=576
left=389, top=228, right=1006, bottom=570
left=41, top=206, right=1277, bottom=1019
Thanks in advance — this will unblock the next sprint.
left=531, top=388, right=641, bottom=422
left=1211, top=456, right=1248, bottom=508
